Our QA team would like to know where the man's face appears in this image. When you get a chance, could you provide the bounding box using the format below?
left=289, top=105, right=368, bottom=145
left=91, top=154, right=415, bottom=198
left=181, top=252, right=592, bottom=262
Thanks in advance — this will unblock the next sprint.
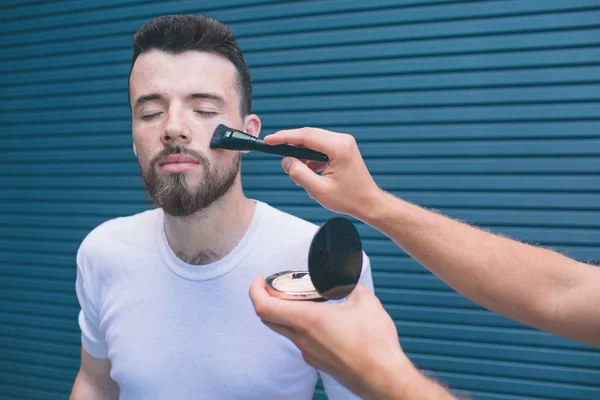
left=129, top=50, right=259, bottom=217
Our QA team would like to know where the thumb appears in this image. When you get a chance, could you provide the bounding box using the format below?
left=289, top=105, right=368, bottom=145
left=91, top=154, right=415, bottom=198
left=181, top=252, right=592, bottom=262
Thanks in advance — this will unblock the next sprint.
left=346, top=282, right=371, bottom=305
left=282, top=157, right=324, bottom=193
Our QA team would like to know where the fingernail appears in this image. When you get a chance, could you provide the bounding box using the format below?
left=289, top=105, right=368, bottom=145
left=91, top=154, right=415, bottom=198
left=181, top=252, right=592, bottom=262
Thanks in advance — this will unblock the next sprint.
left=282, top=157, right=291, bottom=173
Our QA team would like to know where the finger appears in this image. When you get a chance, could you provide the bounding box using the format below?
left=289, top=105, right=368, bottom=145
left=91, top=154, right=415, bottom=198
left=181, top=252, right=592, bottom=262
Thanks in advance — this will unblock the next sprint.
left=282, top=158, right=327, bottom=193
left=306, top=161, right=327, bottom=173
left=248, top=274, right=267, bottom=305
left=248, top=275, right=315, bottom=328
left=265, top=128, right=340, bottom=158
left=262, top=321, right=300, bottom=343
left=345, top=282, right=372, bottom=306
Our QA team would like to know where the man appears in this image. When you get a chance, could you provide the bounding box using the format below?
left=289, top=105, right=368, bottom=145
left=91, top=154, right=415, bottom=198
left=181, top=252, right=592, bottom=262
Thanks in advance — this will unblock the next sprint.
left=249, top=127, right=600, bottom=400
left=70, top=15, right=373, bottom=399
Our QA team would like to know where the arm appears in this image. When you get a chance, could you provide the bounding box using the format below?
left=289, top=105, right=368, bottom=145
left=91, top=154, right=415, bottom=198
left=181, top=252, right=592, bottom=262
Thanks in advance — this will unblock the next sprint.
left=264, top=127, right=600, bottom=347
left=377, top=366, right=459, bottom=400
left=70, top=347, right=118, bottom=400
left=364, top=190, right=600, bottom=347
left=73, top=241, right=118, bottom=398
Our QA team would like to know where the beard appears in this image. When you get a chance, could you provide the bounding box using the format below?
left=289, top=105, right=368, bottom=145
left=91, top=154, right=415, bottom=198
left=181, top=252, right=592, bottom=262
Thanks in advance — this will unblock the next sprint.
left=140, top=145, right=241, bottom=217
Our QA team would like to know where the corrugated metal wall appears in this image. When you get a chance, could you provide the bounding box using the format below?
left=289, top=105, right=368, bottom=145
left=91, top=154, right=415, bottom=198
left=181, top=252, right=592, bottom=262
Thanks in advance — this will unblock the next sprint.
left=1, top=1, right=600, bottom=399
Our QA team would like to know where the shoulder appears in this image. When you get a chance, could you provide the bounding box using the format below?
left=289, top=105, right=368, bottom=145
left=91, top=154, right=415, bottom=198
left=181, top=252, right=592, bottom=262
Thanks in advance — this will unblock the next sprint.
left=77, top=208, right=161, bottom=266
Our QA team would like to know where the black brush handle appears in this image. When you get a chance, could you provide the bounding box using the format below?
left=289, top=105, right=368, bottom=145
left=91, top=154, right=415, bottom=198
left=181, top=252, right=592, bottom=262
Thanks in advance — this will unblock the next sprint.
left=211, top=125, right=329, bottom=162
left=252, top=140, right=329, bottom=162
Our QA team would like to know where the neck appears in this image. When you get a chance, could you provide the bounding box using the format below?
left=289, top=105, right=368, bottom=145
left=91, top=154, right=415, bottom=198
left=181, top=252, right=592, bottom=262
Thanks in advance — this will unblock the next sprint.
left=163, top=182, right=256, bottom=265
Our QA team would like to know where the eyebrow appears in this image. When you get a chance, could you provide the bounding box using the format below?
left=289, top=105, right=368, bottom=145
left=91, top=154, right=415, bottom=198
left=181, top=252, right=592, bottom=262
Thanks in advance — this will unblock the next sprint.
left=188, top=92, right=225, bottom=106
left=134, top=93, right=163, bottom=108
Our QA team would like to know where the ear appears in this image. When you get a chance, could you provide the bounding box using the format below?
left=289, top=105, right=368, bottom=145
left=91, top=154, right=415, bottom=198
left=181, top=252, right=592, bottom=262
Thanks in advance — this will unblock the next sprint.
left=133, top=142, right=138, bottom=158
left=244, top=114, right=261, bottom=139
left=237, top=114, right=262, bottom=155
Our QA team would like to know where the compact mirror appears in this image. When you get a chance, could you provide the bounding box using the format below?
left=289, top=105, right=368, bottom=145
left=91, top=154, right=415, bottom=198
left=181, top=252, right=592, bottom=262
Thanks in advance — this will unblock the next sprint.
left=265, top=217, right=363, bottom=301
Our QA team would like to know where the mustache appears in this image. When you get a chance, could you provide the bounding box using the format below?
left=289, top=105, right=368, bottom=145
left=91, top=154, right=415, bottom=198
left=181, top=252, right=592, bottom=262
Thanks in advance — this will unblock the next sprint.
left=150, top=145, right=209, bottom=169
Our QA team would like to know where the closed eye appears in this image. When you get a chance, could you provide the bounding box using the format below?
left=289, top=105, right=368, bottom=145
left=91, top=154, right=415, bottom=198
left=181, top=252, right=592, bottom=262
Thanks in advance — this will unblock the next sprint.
left=195, top=110, right=218, bottom=117
left=141, top=112, right=161, bottom=121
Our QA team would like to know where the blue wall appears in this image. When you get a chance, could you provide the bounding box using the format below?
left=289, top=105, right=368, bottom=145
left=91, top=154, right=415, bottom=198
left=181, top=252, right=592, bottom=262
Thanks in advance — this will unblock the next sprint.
left=1, top=1, right=600, bottom=399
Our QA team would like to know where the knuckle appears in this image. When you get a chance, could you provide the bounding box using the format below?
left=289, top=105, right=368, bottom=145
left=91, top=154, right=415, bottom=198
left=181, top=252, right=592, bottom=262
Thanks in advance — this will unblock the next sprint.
left=341, top=134, right=357, bottom=150
left=254, top=302, right=270, bottom=319
left=300, top=126, right=317, bottom=136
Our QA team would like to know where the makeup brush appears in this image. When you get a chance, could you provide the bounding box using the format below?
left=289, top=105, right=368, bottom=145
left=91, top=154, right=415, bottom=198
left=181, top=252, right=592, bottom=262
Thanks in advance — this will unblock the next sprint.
left=210, top=124, right=329, bottom=162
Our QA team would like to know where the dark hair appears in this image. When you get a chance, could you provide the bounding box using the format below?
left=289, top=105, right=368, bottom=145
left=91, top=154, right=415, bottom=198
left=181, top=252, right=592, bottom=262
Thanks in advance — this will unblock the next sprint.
left=129, top=14, right=252, bottom=116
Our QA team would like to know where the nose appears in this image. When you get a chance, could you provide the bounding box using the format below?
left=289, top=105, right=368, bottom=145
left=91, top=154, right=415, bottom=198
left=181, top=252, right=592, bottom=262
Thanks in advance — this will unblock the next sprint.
left=160, top=106, right=191, bottom=146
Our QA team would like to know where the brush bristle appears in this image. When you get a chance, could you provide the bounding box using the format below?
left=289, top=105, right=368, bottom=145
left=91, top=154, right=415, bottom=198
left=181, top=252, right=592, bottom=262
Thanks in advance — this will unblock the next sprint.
left=210, top=124, right=230, bottom=148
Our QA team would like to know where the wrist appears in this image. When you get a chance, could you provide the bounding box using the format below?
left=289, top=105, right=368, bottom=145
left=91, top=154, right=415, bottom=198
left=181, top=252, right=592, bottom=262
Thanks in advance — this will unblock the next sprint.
left=352, top=187, right=386, bottom=224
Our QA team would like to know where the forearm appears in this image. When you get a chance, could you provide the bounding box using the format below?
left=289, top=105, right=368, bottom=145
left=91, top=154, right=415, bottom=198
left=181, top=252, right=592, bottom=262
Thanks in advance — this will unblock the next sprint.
left=359, top=190, right=592, bottom=340
left=70, top=370, right=118, bottom=400
left=367, top=360, right=457, bottom=400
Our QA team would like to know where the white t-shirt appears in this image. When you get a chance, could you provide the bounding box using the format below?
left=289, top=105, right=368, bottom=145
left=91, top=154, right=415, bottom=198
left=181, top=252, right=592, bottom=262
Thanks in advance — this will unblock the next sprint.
left=76, top=200, right=374, bottom=399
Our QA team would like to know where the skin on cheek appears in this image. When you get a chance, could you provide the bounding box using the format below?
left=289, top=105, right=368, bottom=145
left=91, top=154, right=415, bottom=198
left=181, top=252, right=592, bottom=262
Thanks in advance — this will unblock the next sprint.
left=131, top=133, right=154, bottom=170
left=132, top=120, right=163, bottom=166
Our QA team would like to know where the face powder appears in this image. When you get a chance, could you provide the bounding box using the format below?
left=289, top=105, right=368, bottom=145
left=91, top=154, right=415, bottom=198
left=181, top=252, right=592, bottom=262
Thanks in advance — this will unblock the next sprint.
left=265, top=271, right=322, bottom=301
left=272, top=272, right=315, bottom=292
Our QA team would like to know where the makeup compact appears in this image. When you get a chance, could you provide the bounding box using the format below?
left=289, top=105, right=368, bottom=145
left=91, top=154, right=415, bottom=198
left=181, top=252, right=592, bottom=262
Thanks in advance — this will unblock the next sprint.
left=266, top=217, right=363, bottom=301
